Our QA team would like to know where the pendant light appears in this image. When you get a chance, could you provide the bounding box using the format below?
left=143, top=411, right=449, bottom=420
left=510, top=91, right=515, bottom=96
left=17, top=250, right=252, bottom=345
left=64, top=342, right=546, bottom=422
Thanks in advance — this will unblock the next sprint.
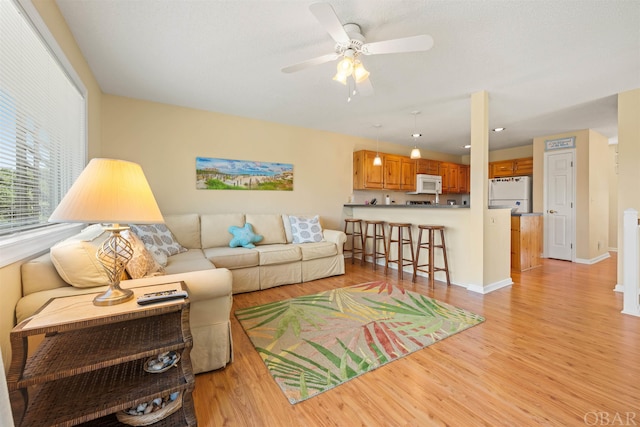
left=373, top=124, right=382, bottom=166
left=410, top=111, right=422, bottom=159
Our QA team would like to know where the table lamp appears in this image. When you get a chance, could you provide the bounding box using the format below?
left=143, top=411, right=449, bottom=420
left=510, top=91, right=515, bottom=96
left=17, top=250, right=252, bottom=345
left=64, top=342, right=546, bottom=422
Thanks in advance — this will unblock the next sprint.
left=49, top=158, right=164, bottom=306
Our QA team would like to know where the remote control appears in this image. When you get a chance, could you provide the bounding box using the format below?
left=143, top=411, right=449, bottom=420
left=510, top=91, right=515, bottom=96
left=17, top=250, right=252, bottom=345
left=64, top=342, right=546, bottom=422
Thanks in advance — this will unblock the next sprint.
left=137, top=290, right=188, bottom=305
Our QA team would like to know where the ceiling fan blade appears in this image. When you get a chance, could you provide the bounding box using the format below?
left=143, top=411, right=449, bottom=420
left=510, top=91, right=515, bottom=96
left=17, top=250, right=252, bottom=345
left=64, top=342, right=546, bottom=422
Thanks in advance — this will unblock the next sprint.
left=356, top=77, right=374, bottom=97
left=362, top=34, right=434, bottom=55
left=281, top=53, right=340, bottom=73
left=309, top=2, right=350, bottom=44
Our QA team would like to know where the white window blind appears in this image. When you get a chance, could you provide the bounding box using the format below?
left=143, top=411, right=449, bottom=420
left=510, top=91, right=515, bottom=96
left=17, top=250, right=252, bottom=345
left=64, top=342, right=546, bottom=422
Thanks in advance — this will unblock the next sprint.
left=0, top=0, right=86, bottom=237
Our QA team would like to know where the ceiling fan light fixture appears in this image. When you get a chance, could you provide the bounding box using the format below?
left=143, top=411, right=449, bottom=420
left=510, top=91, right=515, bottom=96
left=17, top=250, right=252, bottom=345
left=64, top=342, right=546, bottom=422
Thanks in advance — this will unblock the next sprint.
left=337, top=56, right=354, bottom=75
left=332, top=71, right=348, bottom=85
left=353, top=60, right=370, bottom=83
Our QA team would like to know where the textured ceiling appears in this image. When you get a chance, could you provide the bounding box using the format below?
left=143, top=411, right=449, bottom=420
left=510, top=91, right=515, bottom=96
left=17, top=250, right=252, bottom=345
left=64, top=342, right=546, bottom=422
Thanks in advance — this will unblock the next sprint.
left=55, top=0, right=640, bottom=154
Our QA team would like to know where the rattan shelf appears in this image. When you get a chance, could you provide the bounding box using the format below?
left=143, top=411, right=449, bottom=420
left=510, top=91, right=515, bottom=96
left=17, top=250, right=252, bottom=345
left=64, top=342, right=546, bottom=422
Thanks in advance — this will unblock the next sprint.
left=7, top=282, right=197, bottom=427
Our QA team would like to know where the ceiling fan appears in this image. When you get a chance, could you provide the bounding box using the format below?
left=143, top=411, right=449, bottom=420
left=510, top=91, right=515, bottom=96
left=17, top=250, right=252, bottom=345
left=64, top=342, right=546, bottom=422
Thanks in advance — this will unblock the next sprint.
left=282, top=2, right=434, bottom=97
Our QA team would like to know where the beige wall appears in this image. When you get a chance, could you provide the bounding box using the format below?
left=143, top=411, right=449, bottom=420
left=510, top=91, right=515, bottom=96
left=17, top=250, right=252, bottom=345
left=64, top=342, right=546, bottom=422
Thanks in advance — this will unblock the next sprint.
left=0, top=0, right=103, bottom=373
left=100, top=94, right=426, bottom=231
left=533, top=129, right=610, bottom=262
left=608, top=144, right=619, bottom=250
left=617, top=89, right=640, bottom=286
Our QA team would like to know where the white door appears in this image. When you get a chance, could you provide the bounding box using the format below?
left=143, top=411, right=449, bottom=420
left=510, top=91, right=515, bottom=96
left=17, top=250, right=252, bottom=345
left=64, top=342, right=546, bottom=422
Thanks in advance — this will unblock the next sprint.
left=544, top=150, right=575, bottom=260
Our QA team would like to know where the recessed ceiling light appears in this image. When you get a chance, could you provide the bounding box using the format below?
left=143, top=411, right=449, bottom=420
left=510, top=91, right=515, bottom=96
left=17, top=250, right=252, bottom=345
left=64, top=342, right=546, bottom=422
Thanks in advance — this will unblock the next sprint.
left=492, top=127, right=506, bottom=132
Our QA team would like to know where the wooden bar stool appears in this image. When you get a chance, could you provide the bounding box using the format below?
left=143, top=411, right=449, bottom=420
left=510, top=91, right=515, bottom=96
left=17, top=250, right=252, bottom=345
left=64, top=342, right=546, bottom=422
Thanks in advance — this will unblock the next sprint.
left=385, top=223, right=415, bottom=280
left=362, top=220, right=387, bottom=269
left=343, top=218, right=364, bottom=264
left=413, top=225, right=451, bottom=287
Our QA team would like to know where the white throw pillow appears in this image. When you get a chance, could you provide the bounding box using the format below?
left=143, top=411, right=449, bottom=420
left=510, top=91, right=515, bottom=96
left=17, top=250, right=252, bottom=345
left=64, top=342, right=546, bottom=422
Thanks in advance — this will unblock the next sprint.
left=145, top=243, right=169, bottom=267
left=129, top=224, right=187, bottom=256
left=289, top=215, right=323, bottom=243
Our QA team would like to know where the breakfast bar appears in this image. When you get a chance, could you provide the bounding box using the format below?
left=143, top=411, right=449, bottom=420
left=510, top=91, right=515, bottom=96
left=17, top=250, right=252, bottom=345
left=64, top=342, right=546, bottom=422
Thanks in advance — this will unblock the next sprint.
left=343, top=203, right=512, bottom=292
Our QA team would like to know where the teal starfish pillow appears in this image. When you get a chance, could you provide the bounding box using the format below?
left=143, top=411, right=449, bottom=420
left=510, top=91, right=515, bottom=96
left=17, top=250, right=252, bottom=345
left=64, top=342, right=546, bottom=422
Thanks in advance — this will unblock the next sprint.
left=228, top=223, right=263, bottom=248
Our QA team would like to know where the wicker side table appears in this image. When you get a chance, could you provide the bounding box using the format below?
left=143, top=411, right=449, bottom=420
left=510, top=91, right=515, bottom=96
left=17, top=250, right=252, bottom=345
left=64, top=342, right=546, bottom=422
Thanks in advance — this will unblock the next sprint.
left=7, top=282, right=196, bottom=427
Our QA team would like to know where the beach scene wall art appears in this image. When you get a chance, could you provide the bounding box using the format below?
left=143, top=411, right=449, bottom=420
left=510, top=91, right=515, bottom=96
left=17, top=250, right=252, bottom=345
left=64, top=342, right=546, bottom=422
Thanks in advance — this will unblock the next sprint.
left=196, top=157, right=294, bottom=191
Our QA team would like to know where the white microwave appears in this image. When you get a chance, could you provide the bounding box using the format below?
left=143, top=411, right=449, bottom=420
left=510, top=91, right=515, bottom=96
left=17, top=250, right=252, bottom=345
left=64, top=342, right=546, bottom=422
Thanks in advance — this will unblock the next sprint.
left=410, top=174, right=442, bottom=194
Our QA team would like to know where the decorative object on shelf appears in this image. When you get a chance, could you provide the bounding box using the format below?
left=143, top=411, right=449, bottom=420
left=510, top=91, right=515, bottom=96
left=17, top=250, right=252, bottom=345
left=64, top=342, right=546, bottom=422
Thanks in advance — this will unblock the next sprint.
left=48, top=158, right=164, bottom=306
left=410, top=111, right=422, bottom=159
left=196, top=156, right=293, bottom=191
left=373, top=124, right=382, bottom=166
left=144, top=351, right=180, bottom=373
left=117, top=391, right=182, bottom=426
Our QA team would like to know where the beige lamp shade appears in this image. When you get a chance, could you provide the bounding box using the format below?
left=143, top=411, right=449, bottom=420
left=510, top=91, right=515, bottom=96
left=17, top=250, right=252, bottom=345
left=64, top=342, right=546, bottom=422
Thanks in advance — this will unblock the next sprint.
left=49, top=158, right=164, bottom=225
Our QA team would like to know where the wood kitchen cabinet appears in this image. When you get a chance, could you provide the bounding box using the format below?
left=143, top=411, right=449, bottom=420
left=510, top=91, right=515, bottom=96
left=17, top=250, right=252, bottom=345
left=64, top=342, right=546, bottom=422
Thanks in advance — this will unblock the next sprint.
left=440, top=162, right=460, bottom=193
left=383, top=154, right=402, bottom=190
left=415, top=158, right=440, bottom=176
left=489, top=157, right=533, bottom=178
left=458, top=165, right=470, bottom=193
left=400, top=157, right=416, bottom=191
left=513, top=157, right=533, bottom=176
left=511, top=214, right=543, bottom=271
left=353, top=150, right=415, bottom=191
left=353, top=150, right=384, bottom=189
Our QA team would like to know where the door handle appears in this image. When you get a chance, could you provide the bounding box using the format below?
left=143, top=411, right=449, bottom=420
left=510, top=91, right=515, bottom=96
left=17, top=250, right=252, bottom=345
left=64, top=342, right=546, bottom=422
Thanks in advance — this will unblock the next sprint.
left=548, top=209, right=557, bottom=214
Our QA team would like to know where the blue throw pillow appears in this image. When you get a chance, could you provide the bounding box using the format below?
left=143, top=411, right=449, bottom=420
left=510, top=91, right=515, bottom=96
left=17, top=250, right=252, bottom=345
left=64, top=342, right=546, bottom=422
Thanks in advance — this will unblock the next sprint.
left=228, top=223, right=263, bottom=248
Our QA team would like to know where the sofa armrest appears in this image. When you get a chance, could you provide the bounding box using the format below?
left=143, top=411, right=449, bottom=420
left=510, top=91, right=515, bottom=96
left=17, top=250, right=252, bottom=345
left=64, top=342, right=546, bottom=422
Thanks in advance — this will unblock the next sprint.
left=323, top=229, right=347, bottom=254
left=124, top=269, right=233, bottom=373
left=123, top=269, right=232, bottom=307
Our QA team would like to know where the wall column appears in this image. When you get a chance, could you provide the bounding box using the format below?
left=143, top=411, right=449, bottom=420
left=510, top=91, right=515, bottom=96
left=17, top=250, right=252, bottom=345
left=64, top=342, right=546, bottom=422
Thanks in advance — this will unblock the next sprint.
left=468, top=91, right=489, bottom=288
left=617, top=88, right=640, bottom=288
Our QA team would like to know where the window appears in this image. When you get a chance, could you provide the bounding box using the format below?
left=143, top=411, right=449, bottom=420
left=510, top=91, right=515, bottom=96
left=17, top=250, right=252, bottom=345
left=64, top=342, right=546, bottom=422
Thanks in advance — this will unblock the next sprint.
left=0, top=0, right=87, bottom=265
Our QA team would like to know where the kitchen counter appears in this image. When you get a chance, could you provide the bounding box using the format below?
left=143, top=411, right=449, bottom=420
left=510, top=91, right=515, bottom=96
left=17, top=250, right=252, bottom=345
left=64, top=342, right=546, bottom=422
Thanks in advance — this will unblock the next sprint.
left=344, top=204, right=512, bottom=292
left=511, top=212, right=543, bottom=216
left=344, top=204, right=470, bottom=209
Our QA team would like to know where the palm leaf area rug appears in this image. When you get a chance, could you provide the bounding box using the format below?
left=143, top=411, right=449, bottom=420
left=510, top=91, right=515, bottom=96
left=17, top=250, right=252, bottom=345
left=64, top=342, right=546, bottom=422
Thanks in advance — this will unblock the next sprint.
left=235, top=281, right=485, bottom=404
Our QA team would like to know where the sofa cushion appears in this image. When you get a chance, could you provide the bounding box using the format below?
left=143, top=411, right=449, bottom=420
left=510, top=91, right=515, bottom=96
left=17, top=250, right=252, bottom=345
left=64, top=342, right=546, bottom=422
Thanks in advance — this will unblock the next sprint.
left=295, top=241, right=338, bottom=261
left=122, top=230, right=165, bottom=279
left=21, top=253, right=75, bottom=296
left=228, top=223, right=263, bottom=248
left=204, top=247, right=259, bottom=270
left=253, top=244, right=301, bottom=266
left=245, top=214, right=286, bottom=245
left=201, top=213, right=245, bottom=248
left=130, top=224, right=187, bottom=256
left=164, top=214, right=201, bottom=249
left=163, top=249, right=215, bottom=274
left=289, top=215, right=323, bottom=243
left=49, top=224, right=111, bottom=288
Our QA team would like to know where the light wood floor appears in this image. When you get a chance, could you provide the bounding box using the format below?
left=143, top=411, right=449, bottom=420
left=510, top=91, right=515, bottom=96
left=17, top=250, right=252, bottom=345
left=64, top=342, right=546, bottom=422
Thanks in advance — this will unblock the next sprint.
left=193, top=255, right=640, bottom=426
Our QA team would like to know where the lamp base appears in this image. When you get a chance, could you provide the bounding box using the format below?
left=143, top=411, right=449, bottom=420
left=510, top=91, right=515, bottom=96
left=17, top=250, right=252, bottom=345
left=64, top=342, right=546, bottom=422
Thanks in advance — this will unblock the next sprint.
left=93, top=285, right=134, bottom=306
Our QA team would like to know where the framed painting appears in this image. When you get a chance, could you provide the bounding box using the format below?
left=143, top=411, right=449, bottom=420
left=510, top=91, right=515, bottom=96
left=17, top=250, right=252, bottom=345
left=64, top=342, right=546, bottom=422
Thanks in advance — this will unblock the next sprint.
left=196, top=157, right=293, bottom=191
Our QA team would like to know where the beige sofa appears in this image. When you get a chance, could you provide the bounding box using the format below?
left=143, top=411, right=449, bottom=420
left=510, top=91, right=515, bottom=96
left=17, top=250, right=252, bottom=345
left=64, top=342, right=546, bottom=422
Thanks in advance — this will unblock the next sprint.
left=17, top=213, right=346, bottom=374
left=164, top=213, right=347, bottom=294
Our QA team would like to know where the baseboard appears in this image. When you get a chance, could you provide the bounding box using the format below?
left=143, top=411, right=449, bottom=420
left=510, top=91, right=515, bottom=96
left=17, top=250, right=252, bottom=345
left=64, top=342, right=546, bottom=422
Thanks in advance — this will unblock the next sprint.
left=614, top=284, right=624, bottom=293
left=466, top=278, right=513, bottom=294
left=608, top=247, right=618, bottom=252
left=621, top=309, right=640, bottom=317
left=575, top=252, right=611, bottom=265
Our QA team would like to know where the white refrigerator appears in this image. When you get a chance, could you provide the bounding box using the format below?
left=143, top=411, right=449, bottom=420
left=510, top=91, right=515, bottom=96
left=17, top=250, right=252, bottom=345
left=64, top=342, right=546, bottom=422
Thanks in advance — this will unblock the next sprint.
left=488, top=176, right=532, bottom=213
